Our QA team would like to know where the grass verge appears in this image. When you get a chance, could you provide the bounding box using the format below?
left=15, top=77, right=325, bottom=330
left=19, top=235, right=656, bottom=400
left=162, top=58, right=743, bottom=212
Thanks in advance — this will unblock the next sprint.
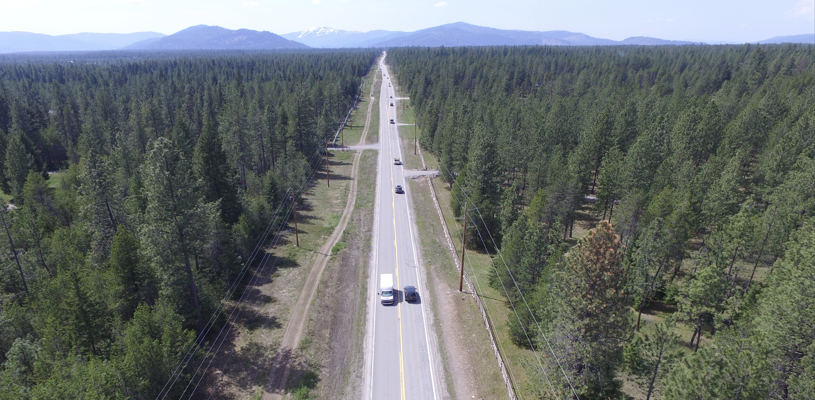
left=205, top=64, right=379, bottom=399
left=427, top=174, right=541, bottom=399
left=395, top=100, right=424, bottom=171
left=301, top=149, right=377, bottom=399
left=367, top=72, right=382, bottom=145
left=409, top=175, right=511, bottom=399
left=338, top=64, right=379, bottom=147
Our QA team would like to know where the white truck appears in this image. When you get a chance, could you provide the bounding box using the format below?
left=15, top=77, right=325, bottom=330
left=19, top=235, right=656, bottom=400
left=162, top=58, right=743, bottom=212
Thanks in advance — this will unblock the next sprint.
left=380, top=273, right=394, bottom=305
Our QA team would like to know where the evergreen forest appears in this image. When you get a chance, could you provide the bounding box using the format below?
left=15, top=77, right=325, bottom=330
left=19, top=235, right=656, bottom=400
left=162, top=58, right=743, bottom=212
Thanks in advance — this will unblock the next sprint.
left=0, top=49, right=377, bottom=398
left=1, top=43, right=814, bottom=399
left=388, top=44, right=815, bottom=399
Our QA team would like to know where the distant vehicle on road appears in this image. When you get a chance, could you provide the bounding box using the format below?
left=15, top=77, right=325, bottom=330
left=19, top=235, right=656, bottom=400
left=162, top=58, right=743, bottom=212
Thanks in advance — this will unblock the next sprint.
left=394, top=158, right=402, bottom=165
left=390, top=95, right=392, bottom=98
left=404, top=286, right=418, bottom=302
left=380, top=274, right=394, bottom=305
left=390, top=102, right=394, bottom=106
left=395, top=185, right=404, bottom=194
left=390, top=119, right=395, bottom=124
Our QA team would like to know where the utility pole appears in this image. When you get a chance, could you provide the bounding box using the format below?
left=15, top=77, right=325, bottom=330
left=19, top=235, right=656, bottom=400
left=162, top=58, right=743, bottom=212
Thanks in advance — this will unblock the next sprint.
left=325, top=139, right=330, bottom=187
left=292, top=195, right=300, bottom=247
left=459, top=202, right=467, bottom=292
left=414, top=122, right=417, bottom=156
left=0, top=209, right=27, bottom=295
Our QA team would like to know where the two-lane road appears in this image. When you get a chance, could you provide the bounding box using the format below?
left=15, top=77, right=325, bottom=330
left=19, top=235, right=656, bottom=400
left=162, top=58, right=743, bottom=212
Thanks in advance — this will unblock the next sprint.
left=364, top=53, right=443, bottom=400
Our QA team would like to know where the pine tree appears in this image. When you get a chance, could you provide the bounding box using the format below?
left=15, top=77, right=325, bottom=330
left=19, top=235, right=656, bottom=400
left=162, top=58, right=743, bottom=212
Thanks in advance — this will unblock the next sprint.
left=678, top=262, right=727, bottom=351
left=113, top=302, right=198, bottom=399
left=194, top=115, right=240, bottom=225
left=109, top=225, right=150, bottom=320
left=595, top=145, right=624, bottom=220
left=754, top=217, right=815, bottom=397
left=498, top=182, right=522, bottom=238
left=462, top=123, right=503, bottom=247
left=544, top=220, right=630, bottom=398
left=702, top=152, right=746, bottom=230
left=140, top=137, right=218, bottom=334
left=79, top=152, right=123, bottom=264
left=0, top=128, right=8, bottom=195
left=13, top=172, right=59, bottom=276
left=630, top=219, right=669, bottom=331
left=4, top=133, right=35, bottom=202
left=663, top=325, right=772, bottom=400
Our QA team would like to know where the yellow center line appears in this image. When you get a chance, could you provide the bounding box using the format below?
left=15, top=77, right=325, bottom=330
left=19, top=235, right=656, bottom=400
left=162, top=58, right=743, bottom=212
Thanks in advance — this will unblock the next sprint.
left=386, top=87, right=407, bottom=400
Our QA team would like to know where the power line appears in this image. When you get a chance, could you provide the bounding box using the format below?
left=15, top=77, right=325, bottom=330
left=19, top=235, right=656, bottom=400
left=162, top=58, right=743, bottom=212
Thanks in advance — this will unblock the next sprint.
left=182, top=149, right=329, bottom=398
left=441, top=163, right=580, bottom=400
left=175, top=81, right=370, bottom=397
left=157, top=146, right=327, bottom=399
left=157, top=152, right=316, bottom=399
left=162, top=147, right=325, bottom=398
left=443, top=176, right=558, bottom=399
left=439, top=187, right=525, bottom=400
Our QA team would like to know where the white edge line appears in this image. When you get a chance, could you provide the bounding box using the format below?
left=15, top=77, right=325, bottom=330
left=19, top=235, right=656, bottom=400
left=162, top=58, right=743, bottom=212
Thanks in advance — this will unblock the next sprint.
left=366, top=58, right=385, bottom=400
left=389, top=66, right=440, bottom=400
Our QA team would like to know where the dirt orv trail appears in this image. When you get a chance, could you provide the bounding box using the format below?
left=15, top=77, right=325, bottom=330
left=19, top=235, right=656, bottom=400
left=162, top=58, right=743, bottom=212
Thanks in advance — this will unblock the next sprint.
left=262, top=66, right=380, bottom=400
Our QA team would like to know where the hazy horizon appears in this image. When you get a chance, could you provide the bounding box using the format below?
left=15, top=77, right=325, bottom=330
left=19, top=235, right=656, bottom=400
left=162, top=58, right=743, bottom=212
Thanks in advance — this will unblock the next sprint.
left=0, top=0, right=812, bottom=43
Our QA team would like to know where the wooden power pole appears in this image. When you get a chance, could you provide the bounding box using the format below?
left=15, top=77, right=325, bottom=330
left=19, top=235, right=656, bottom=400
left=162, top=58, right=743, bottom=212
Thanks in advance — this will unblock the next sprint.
left=414, top=122, right=417, bottom=156
left=459, top=203, right=467, bottom=292
left=325, top=140, right=330, bottom=187
left=292, top=195, right=300, bottom=247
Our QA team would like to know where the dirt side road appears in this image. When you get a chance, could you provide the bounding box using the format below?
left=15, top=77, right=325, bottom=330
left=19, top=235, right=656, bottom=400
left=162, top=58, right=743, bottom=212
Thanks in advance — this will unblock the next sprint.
left=262, top=63, right=381, bottom=400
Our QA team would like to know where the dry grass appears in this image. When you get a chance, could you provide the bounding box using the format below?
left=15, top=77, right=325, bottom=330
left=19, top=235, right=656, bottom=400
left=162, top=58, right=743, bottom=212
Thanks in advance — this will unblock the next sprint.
left=409, top=177, right=510, bottom=400
left=206, top=65, right=380, bottom=400
left=366, top=73, right=382, bottom=145
left=301, top=149, right=377, bottom=400
left=395, top=100, right=424, bottom=171
left=206, top=147, right=357, bottom=399
left=338, top=65, right=379, bottom=147
left=427, top=176, right=545, bottom=399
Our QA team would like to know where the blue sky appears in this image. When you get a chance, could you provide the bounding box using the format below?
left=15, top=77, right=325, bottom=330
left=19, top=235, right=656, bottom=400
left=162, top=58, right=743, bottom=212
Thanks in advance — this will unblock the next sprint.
left=0, top=0, right=812, bottom=42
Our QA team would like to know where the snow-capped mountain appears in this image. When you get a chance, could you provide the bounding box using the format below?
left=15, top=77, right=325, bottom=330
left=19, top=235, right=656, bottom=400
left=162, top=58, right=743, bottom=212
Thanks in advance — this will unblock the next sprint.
left=281, top=27, right=408, bottom=48
left=295, top=27, right=348, bottom=38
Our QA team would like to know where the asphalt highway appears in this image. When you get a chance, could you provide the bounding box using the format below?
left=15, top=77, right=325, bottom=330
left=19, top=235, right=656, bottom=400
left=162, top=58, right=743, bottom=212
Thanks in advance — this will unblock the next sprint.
left=364, top=53, right=442, bottom=400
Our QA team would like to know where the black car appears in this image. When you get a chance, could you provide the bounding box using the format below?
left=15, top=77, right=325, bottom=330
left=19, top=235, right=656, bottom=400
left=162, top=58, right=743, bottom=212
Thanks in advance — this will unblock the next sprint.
left=395, top=185, right=404, bottom=194
left=404, top=286, right=418, bottom=302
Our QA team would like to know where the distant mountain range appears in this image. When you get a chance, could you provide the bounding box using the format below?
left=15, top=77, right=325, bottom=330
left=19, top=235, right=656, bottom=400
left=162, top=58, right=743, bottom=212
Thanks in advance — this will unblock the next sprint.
left=126, top=25, right=307, bottom=50
left=364, top=22, right=699, bottom=47
left=283, top=22, right=814, bottom=48
left=759, top=33, right=815, bottom=44
left=0, top=31, right=164, bottom=53
left=1, top=22, right=812, bottom=53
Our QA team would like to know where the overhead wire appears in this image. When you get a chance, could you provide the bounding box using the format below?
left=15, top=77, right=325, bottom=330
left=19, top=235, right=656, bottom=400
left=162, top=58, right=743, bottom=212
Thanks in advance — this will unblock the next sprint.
left=163, top=146, right=326, bottom=398
left=438, top=184, right=525, bottom=400
left=441, top=163, right=580, bottom=400
left=182, top=146, right=330, bottom=398
left=158, top=146, right=324, bottom=398
left=181, top=82, right=370, bottom=398
left=443, top=176, right=558, bottom=399
left=157, top=144, right=327, bottom=399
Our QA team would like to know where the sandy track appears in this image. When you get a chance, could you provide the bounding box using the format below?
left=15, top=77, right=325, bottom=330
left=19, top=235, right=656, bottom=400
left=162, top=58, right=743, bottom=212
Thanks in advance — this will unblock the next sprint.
left=262, top=65, right=380, bottom=400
